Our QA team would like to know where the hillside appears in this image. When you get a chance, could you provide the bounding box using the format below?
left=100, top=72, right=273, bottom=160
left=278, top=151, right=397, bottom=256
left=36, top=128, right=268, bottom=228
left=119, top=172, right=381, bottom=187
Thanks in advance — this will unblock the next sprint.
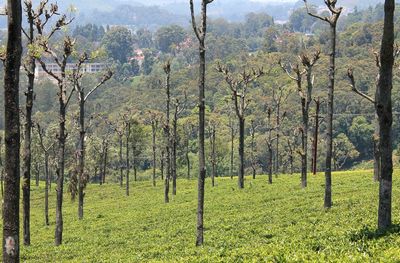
left=9, top=171, right=400, bottom=262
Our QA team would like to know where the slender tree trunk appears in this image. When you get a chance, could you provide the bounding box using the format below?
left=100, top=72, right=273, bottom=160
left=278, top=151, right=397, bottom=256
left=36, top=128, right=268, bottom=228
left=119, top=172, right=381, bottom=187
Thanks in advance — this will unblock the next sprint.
left=161, top=151, right=164, bottom=180
left=172, top=124, right=177, bottom=195
left=119, top=135, right=123, bottom=187
left=377, top=0, right=394, bottom=230
left=238, top=118, right=245, bottom=189
left=301, top=95, right=309, bottom=188
left=164, top=65, right=171, bottom=203
left=268, top=145, right=273, bottom=184
left=275, top=105, right=280, bottom=175
left=312, top=99, right=320, bottom=175
left=35, top=164, right=39, bottom=187
left=152, top=123, right=157, bottom=186
left=126, top=123, right=131, bottom=196
left=55, top=91, right=66, bottom=246
left=44, top=153, right=49, bottom=226
left=78, top=95, right=85, bottom=220
left=103, top=143, right=108, bottom=184
left=99, top=150, right=103, bottom=186
left=301, top=128, right=308, bottom=188
left=230, top=125, right=234, bottom=179
left=133, top=149, right=137, bottom=182
left=3, top=0, right=22, bottom=260
left=192, top=0, right=212, bottom=247
left=22, top=9, right=36, bottom=246
left=186, top=137, right=190, bottom=179
left=324, top=23, right=337, bottom=209
left=210, top=125, right=216, bottom=187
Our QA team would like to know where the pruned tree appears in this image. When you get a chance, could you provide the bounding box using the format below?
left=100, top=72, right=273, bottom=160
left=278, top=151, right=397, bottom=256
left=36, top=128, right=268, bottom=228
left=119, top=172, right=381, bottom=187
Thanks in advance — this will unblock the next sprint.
left=112, top=121, right=125, bottom=188
left=271, top=85, right=288, bottom=176
left=71, top=53, right=112, bottom=219
left=376, top=0, right=395, bottom=230
left=36, top=123, right=55, bottom=226
left=304, top=0, right=342, bottom=207
left=3, top=0, right=22, bottom=260
left=36, top=35, right=76, bottom=245
left=216, top=62, right=264, bottom=189
left=21, top=0, right=72, bottom=246
left=147, top=111, right=161, bottom=187
left=265, top=107, right=277, bottom=184
left=311, top=97, right=322, bottom=175
left=171, top=94, right=187, bottom=195
left=122, top=113, right=132, bottom=196
left=190, top=0, right=214, bottom=246
left=162, top=61, right=172, bottom=203
left=280, top=50, right=320, bottom=188
left=286, top=138, right=295, bottom=175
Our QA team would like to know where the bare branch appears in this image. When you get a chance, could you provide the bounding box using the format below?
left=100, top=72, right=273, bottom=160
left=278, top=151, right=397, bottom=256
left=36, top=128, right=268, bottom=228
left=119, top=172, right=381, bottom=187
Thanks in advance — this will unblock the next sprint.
left=347, top=68, right=375, bottom=104
left=84, top=70, right=113, bottom=102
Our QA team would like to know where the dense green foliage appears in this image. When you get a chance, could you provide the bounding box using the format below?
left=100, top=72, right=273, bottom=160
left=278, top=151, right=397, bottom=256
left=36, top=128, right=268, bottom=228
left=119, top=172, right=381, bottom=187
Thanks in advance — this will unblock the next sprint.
left=6, top=171, right=400, bottom=262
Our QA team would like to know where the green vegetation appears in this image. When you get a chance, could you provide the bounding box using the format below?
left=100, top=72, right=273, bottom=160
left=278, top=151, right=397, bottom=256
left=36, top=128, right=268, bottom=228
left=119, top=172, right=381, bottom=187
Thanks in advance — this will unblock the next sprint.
left=11, top=170, right=400, bottom=262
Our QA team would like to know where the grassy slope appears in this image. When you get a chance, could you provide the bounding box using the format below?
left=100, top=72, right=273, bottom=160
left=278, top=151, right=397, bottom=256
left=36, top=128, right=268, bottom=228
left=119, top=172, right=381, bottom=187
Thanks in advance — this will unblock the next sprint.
left=6, top=170, right=400, bottom=262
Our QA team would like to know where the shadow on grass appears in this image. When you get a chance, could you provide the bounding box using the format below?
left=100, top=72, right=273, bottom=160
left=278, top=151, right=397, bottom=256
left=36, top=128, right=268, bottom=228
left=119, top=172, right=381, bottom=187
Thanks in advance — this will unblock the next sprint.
left=350, top=224, right=400, bottom=242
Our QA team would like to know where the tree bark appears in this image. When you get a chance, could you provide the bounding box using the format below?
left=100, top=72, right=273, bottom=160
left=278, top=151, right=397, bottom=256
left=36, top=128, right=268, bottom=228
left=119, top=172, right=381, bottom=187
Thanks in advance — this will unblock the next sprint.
left=78, top=92, right=85, bottom=220
left=126, top=122, right=131, bottom=196
left=22, top=5, right=36, bottom=246
left=3, top=0, right=22, bottom=260
left=312, top=98, right=320, bottom=175
left=230, top=122, right=235, bottom=179
left=238, top=118, right=245, bottom=189
left=323, top=8, right=341, bottom=209
left=152, top=121, right=157, bottom=186
left=119, top=135, right=123, bottom=187
left=377, top=0, right=394, bottom=230
left=163, top=63, right=171, bottom=203
left=44, top=153, right=49, bottom=226
left=161, top=150, right=164, bottom=180
left=103, top=142, right=108, bottom=184
left=172, top=111, right=177, bottom=195
left=191, top=0, right=213, bottom=246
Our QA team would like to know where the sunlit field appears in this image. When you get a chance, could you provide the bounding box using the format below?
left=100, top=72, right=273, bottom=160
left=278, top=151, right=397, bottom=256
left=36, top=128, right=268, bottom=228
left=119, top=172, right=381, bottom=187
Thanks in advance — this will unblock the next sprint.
left=7, top=170, right=400, bottom=262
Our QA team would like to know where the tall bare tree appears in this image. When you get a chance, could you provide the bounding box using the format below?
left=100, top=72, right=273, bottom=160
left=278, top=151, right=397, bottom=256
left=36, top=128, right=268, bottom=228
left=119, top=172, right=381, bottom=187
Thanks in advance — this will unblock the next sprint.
left=190, top=0, right=214, bottom=246
left=280, top=51, right=320, bottom=188
left=311, top=98, right=322, bottom=175
left=163, top=61, right=172, bottom=203
left=3, top=0, right=22, bottom=261
left=36, top=123, right=54, bottom=226
left=271, top=85, right=288, bottom=176
left=216, top=63, right=264, bottom=189
left=122, top=113, right=132, bottom=196
left=37, top=35, right=76, bottom=245
left=304, top=0, right=342, bottom=207
left=148, top=111, right=161, bottom=187
left=21, top=0, right=71, bottom=246
left=265, top=108, right=276, bottom=184
left=376, top=0, right=395, bottom=230
left=172, top=95, right=187, bottom=195
left=71, top=53, right=112, bottom=219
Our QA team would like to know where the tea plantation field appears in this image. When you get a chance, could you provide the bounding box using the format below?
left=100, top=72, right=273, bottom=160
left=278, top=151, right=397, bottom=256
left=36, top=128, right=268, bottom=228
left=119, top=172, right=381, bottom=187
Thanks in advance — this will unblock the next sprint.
left=7, top=170, right=400, bottom=262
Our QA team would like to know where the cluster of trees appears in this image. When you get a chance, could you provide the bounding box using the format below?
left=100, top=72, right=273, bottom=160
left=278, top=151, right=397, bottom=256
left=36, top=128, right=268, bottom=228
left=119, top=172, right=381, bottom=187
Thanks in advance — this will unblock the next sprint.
left=1, top=0, right=399, bottom=261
